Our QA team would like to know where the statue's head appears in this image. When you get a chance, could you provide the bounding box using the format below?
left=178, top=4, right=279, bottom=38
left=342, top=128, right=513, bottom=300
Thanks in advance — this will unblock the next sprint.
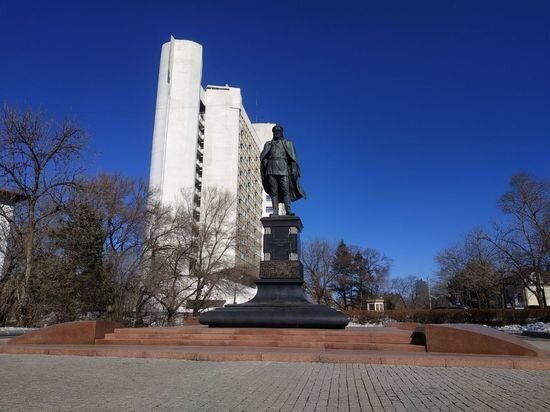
left=272, top=125, right=284, bottom=140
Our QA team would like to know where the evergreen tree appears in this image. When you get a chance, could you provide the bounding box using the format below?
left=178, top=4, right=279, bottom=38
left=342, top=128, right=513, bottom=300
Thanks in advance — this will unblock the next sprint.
left=331, top=241, right=355, bottom=310
left=49, top=202, right=113, bottom=318
left=353, top=251, right=372, bottom=310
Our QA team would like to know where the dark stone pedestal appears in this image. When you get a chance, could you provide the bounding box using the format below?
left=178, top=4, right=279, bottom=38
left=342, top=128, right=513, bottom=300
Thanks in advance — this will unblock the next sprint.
left=199, top=216, right=349, bottom=329
left=199, top=279, right=349, bottom=328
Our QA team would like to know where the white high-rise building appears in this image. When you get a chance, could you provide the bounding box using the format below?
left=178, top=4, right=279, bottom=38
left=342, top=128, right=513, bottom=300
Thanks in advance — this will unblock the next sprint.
left=149, top=37, right=274, bottom=269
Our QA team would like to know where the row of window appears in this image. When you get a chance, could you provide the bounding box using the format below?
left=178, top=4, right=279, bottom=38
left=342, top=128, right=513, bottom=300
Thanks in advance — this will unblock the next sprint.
left=235, top=114, right=264, bottom=265
left=193, top=111, right=206, bottom=218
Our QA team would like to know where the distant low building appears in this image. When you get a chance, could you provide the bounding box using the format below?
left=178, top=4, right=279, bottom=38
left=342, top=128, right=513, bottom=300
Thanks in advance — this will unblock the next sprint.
left=502, top=272, right=550, bottom=308
left=365, top=298, right=384, bottom=312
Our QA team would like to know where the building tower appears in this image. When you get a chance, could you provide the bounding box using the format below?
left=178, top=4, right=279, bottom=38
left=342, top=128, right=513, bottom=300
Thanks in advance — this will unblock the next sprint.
left=149, top=37, right=204, bottom=205
left=149, top=37, right=274, bottom=269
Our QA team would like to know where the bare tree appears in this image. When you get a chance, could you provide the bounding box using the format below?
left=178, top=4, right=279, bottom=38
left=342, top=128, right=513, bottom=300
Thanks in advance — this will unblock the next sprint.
left=80, top=173, right=152, bottom=323
left=143, top=197, right=196, bottom=325
left=142, top=188, right=243, bottom=324
left=436, top=229, right=502, bottom=308
left=390, top=276, right=417, bottom=309
left=389, top=276, right=430, bottom=309
left=0, top=105, right=85, bottom=324
left=356, top=248, right=391, bottom=303
left=322, top=240, right=392, bottom=310
left=484, top=173, right=549, bottom=308
left=302, top=240, right=337, bottom=305
left=187, top=188, right=243, bottom=316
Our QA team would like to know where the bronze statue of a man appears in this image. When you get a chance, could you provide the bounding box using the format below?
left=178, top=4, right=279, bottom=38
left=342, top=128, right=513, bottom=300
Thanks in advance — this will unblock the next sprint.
left=260, top=125, right=306, bottom=216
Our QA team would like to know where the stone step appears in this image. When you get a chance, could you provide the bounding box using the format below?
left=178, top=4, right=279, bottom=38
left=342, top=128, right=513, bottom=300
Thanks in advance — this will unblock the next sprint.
left=96, top=338, right=183, bottom=346
left=97, top=326, right=423, bottom=352
left=95, top=337, right=423, bottom=352
left=325, top=343, right=425, bottom=352
left=102, top=332, right=412, bottom=344
left=97, top=338, right=328, bottom=349
left=236, top=330, right=412, bottom=338
left=324, top=335, right=412, bottom=344
left=112, top=327, right=412, bottom=338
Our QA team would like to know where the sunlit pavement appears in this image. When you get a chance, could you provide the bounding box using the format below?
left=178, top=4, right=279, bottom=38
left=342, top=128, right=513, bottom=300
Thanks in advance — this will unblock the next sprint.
left=1, top=354, right=549, bottom=411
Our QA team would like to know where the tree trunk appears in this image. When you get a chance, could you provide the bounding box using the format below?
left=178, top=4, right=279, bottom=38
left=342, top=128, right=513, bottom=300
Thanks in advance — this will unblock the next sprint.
left=536, top=282, right=546, bottom=309
left=167, top=309, right=176, bottom=326
left=19, top=201, right=36, bottom=325
left=536, top=273, right=547, bottom=308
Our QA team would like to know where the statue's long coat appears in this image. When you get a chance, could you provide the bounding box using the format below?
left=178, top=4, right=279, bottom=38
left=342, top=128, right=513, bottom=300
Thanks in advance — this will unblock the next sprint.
left=260, top=138, right=306, bottom=202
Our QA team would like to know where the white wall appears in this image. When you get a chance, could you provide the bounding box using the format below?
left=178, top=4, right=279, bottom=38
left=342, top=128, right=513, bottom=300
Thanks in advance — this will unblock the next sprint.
left=211, top=283, right=257, bottom=306
left=252, top=123, right=275, bottom=147
left=525, top=286, right=550, bottom=307
left=252, top=123, right=276, bottom=217
left=201, top=86, right=242, bottom=196
left=0, top=204, right=14, bottom=274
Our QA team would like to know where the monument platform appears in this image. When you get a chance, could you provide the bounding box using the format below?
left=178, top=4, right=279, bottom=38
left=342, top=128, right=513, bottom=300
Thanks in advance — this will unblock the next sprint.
left=2, top=323, right=549, bottom=370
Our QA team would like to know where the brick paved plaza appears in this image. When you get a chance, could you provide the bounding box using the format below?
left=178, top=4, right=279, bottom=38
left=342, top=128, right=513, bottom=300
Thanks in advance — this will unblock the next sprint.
left=0, top=355, right=549, bottom=411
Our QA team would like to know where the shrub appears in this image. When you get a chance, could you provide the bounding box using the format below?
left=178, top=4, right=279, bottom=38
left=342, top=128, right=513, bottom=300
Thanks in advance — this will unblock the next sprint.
left=346, top=308, right=550, bottom=326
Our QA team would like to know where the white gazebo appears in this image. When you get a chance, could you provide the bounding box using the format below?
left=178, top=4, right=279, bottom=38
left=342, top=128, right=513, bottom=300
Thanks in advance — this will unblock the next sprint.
left=365, top=298, right=385, bottom=312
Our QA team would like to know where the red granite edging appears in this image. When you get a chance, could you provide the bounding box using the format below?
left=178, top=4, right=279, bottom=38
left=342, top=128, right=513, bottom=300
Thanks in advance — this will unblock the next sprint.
left=1, top=344, right=549, bottom=370
left=425, top=324, right=543, bottom=357
left=8, top=321, right=123, bottom=345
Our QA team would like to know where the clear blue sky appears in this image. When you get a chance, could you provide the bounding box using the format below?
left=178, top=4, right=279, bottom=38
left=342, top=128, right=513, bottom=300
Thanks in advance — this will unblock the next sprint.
left=1, top=1, right=549, bottom=280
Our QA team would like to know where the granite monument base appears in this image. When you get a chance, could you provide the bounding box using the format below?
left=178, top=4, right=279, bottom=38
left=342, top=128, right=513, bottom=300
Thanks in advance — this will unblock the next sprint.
left=199, top=215, right=349, bottom=329
left=199, top=279, right=349, bottom=328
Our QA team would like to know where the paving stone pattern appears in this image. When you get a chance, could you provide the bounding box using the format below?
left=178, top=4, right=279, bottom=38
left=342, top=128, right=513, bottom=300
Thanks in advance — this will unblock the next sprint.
left=0, top=354, right=549, bottom=411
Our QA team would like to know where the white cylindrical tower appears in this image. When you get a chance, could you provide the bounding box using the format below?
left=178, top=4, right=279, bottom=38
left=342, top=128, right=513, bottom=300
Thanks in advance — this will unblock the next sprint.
left=149, top=37, right=203, bottom=205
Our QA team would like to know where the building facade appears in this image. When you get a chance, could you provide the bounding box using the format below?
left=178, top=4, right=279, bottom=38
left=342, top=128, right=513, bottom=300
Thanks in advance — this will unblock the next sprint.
left=0, top=189, right=26, bottom=275
left=149, top=37, right=274, bottom=272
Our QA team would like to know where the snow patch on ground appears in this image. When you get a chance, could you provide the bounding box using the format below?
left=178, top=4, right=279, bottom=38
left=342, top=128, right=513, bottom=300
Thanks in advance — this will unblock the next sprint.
left=347, top=322, right=386, bottom=328
left=0, top=327, right=38, bottom=336
left=496, top=322, right=550, bottom=334
left=348, top=321, right=550, bottom=333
